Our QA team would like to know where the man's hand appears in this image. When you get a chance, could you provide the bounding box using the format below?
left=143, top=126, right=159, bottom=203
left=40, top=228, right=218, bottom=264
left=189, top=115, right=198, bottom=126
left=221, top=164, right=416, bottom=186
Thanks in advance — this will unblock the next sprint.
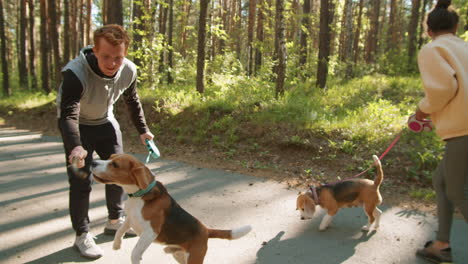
left=415, top=107, right=430, bottom=121
left=140, top=131, right=154, bottom=145
left=69, top=146, right=88, bottom=168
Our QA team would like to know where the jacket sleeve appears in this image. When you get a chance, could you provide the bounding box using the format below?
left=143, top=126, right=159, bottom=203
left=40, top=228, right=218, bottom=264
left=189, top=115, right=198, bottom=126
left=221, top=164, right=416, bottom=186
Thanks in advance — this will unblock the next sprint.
left=417, top=45, right=458, bottom=114
left=122, top=80, right=150, bottom=135
left=58, top=70, right=83, bottom=149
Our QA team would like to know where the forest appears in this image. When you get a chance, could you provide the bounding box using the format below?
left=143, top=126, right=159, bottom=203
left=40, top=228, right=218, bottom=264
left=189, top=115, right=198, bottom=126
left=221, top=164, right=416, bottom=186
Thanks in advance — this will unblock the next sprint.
left=0, top=0, right=467, bottom=195
left=1, top=0, right=466, bottom=95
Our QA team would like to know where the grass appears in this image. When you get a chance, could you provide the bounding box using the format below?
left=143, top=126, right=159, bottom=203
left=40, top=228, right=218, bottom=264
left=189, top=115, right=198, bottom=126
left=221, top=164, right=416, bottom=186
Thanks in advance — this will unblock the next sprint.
left=0, top=90, right=56, bottom=110
left=0, top=73, right=444, bottom=199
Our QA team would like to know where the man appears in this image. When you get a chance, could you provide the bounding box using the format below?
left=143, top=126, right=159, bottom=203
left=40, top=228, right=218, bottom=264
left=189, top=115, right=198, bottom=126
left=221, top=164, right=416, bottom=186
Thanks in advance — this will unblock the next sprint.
left=57, top=24, right=154, bottom=259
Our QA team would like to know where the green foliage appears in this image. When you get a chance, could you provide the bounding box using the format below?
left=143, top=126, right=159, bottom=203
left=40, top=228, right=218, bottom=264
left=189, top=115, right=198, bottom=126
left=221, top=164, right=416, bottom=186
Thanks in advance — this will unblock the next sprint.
left=410, top=188, right=436, bottom=201
left=0, top=71, right=445, bottom=187
left=0, top=90, right=55, bottom=109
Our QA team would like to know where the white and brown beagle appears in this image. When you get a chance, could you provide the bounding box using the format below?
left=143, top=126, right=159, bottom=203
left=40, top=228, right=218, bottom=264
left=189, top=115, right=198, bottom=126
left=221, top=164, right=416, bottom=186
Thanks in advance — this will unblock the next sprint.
left=90, top=153, right=252, bottom=264
left=296, top=155, right=384, bottom=232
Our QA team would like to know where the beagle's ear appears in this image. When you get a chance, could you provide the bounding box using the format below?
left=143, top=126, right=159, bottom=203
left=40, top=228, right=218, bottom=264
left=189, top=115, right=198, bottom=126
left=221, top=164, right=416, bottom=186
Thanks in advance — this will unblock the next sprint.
left=296, top=194, right=304, bottom=210
left=303, top=194, right=315, bottom=208
left=131, top=166, right=153, bottom=190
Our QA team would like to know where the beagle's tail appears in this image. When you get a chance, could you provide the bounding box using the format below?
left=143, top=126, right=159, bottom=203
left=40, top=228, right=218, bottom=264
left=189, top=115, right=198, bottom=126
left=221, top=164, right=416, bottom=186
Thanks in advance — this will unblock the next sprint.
left=372, top=155, right=384, bottom=187
left=208, top=225, right=252, bottom=240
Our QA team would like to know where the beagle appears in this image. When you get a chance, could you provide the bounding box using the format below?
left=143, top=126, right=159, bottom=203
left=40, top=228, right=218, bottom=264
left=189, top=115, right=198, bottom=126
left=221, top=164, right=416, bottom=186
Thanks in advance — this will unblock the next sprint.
left=296, top=155, right=384, bottom=232
left=90, top=154, right=252, bottom=264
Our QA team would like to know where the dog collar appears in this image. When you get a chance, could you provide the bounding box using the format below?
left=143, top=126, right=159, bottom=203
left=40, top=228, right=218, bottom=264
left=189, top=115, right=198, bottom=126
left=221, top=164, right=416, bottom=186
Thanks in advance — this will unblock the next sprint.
left=129, top=180, right=157, bottom=197
left=309, top=186, right=319, bottom=204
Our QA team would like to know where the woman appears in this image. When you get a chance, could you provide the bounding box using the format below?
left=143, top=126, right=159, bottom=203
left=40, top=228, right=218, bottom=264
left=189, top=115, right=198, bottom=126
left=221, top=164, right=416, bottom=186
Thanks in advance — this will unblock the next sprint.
left=415, top=0, right=468, bottom=263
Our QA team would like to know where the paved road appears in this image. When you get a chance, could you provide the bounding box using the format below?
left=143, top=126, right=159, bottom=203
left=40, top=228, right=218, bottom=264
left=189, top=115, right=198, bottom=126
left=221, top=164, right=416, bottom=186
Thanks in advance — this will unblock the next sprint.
left=0, top=125, right=467, bottom=264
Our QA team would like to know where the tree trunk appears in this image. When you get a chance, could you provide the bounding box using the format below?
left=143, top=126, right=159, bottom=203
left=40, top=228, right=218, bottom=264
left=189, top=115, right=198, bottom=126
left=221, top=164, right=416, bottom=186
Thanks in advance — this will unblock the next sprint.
left=219, top=0, right=228, bottom=53
left=63, top=0, right=70, bottom=63
left=316, top=0, right=334, bottom=89
left=207, top=0, right=214, bottom=61
left=85, top=0, right=91, bottom=45
left=235, top=0, right=241, bottom=59
left=28, top=0, right=37, bottom=90
left=255, top=0, right=264, bottom=74
left=0, top=0, right=9, bottom=96
left=274, top=0, right=286, bottom=97
left=48, top=0, right=61, bottom=89
left=78, top=0, right=84, bottom=49
left=338, top=0, right=353, bottom=62
left=19, top=0, right=28, bottom=89
left=132, top=0, right=144, bottom=67
left=167, top=0, right=174, bottom=84
left=158, top=1, right=168, bottom=78
left=40, top=0, right=50, bottom=93
left=353, top=0, right=364, bottom=64
left=386, top=0, right=399, bottom=51
left=106, top=0, right=123, bottom=25
left=247, top=0, right=256, bottom=76
left=70, top=0, right=78, bottom=56
left=180, top=0, right=192, bottom=58
left=407, top=0, right=421, bottom=66
left=365, top=0, right=380, bottom=63
left=298, top=0, right=310, bottom=67
left=418, top=0, right=429, bottom=49
left=102, top=0, right=107, bottom=25
left=196, top=0, right=210, bottom=94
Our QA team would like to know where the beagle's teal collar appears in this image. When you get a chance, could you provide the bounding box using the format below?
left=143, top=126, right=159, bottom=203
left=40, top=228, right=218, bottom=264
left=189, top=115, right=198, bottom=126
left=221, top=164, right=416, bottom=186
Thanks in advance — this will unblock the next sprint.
left=129, top=180, right=157, bottom=197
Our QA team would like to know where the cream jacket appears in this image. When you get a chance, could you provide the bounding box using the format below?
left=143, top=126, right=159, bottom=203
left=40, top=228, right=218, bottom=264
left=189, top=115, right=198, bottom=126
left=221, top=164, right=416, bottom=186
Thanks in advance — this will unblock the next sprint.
left=418, top=34, right=468, bottom=140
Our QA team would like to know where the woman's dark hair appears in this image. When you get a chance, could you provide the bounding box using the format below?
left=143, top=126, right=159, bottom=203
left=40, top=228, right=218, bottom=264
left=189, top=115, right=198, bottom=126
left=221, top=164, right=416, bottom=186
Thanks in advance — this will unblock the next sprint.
left=426, top=0, right=459, bottom=33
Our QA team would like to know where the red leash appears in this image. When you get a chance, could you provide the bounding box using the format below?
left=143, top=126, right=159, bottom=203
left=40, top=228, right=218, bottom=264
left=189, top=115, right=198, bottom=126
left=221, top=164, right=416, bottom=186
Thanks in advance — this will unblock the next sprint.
left=350, top=131, right=402, bottom=179
left=319, top=131, right=402, bottom=186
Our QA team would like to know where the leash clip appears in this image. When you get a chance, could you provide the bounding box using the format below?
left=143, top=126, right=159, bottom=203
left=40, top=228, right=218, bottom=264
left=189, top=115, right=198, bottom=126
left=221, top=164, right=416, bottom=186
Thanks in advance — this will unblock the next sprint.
left=407, top=114, right=433, bottom=133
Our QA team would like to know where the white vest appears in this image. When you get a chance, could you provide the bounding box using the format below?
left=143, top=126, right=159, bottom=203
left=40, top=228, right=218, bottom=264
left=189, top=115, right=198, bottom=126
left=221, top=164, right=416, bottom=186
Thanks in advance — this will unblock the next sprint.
left=56, top=46, right=137, bottom=125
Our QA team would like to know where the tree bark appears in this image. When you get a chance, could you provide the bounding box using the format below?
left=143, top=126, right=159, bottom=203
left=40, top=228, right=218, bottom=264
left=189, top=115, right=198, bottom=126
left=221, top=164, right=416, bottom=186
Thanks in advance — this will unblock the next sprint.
left=247, top=0, right=256, bottom=76
left=386, top=0, right=399, bottom=51
left=235, top=0, right=241, bottom=59
left=316, top=0, right=334, bottom=88
left=418, top=0, right=429, bottom=49
left=274, top=0, right=286, bottom=97
left=48, top=0, right=61, bottom=89
left=132, top=0, right=144, bottom=67
left=298, top=0, right=310, bottom=67
left=179, top=0, right=192, bottom=58
left=196, top=0, right=210, bottom=93
left=0, top=0, right=9, bottom=96
left=19, top=0, right=28, bottom=89
left=78, top=0, right=84, bottom=49
left=40, top=0, right=50, bottom=93
left=167, top=0, right=174, bottom=84
left=106, top=0, right=123, bottom=25
left=407, top=0, right=421, bottom=66
left=63, top=0, right=70, bottom=63
left=338, top=0, right=353, bottom=62
left=255, top=0, right=264, bottom=73
left=353, top=0, right=364, bottom=63
left=158, top=1, right=168, bottom=78
left=102, top=0, right=107, bottom=25
left=28, top=0, right=37, bottom=90
left=70, top=0, right=78, bottom=56
left=85, top=0, right=91, bottom=45
left=365, top=0, right=380, bottom=63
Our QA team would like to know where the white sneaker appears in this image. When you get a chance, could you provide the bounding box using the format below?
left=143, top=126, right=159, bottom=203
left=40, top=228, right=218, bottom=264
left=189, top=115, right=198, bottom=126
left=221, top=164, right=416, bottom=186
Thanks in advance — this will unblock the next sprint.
left=73, top=232, right=103, bottom=259
left=104, top=217, right=137, bottom=237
